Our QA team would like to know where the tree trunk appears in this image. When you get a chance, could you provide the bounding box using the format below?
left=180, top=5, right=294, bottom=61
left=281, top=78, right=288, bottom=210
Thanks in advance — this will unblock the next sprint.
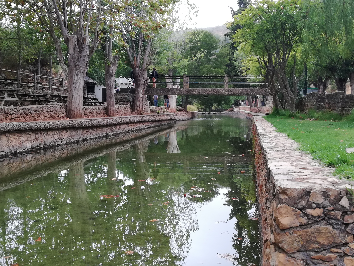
left=105, top=60, right=117, bottom=117
left=133, top=68, right=146, bottom=114
left=335, top=78, right=347, bottom=92
left=183, top=95, right=189, bottom=111
left=66, top=35, right=90, bottom=119
left=105, top=27, right=119, bottom=117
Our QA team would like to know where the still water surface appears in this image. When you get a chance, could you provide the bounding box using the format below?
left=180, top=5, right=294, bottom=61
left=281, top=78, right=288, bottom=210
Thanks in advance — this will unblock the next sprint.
left=0, top=115, right=260, bottom=266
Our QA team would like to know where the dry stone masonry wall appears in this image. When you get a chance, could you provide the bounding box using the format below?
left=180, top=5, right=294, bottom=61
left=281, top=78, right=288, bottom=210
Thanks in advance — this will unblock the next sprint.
left=0, top=105, right=132, bottom=123
left=252, top=115, right=354, bottom=266
left=301, top=93, right=354, bottom=115
left=0, top=113, right=186, bottom=159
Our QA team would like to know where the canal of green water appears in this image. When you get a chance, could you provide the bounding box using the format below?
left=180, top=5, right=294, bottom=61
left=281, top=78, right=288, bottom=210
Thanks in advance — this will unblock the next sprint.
left=0, top=114, right=260, bottom=266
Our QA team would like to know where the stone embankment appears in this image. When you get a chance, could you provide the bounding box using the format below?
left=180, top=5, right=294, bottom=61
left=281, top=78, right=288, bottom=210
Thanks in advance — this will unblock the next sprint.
left=0, top=112, right=192, bottom=159
left=252, top=114, right=354, bottom=266
left=0, top=104, right=132, bottom=123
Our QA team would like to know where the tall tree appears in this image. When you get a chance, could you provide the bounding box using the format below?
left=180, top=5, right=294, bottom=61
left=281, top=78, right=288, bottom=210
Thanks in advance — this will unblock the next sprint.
left=1, top=0, right=105, bottom=118
left=301, top=0, right=354, bottom=92
left=117, top=0, right=179, bottom=114
left=232, top=0, right=305, bottom=111
left=1, top=1, right=129, bottom=118
left=48, top=0, right=104, bottom=118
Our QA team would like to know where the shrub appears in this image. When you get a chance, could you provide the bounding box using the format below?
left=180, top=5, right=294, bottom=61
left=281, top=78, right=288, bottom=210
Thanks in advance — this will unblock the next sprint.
left=187, top=105, right=198, bottom=112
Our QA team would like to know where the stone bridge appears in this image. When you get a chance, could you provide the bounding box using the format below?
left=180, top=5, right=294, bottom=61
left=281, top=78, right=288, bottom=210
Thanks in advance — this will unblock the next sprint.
left=144, top=75, right=270, bottom=96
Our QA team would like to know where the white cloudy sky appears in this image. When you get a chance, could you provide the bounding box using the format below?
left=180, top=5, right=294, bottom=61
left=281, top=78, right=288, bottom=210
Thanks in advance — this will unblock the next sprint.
left=176, top=0, right=239, bottom=28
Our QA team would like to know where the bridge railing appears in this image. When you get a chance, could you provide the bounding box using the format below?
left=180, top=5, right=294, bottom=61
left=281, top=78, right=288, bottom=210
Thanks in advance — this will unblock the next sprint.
left=147, top=75, right=266, bottom=89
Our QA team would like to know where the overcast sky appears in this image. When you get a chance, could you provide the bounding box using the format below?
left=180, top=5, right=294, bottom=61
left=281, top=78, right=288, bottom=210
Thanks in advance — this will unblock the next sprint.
left=181, top=0, right=239, bottom=28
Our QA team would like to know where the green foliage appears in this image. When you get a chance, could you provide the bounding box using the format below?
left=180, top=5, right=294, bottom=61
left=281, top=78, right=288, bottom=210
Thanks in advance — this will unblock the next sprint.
left=267, top=109, right=343, bottom=121
left=182, top=30, right=227, bottom=76
left=230, top=0, right=305, bottom=111
left=87, top=45, right=131, bottom=85
left=0, top=22, right=55, bottom=71
left=186, top=105, right=198, bottom=111
left=152, top=29, right=189, bottom=75
left=300, top=0, right=354, bottom=91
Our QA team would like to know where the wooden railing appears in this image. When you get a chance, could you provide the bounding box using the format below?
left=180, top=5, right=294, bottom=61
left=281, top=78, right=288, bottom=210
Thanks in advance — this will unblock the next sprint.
left=147, top=75, right=267, bottom=89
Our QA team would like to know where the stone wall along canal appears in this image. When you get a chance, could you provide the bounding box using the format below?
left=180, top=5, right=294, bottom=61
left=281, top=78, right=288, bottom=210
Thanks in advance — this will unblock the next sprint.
left=0, top=114, right=260, bottom=266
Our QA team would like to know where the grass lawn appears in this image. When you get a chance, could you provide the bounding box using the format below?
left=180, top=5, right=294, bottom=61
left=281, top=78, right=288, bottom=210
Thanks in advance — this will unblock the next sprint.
left=265, top=110, right=354, bottom=180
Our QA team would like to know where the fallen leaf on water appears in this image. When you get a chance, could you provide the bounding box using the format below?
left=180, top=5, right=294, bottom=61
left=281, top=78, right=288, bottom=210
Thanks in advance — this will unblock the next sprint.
left=250, top=217, right=258, bottom=221
left=138, top=180, right=146, bottom=182
left=11, top=264, right=19, bottom=266
left=111, top=178, right=117, bottom=181
left=131, top=187, right=136, bottom=189
left=125, top=250, right=134, bottom=255
left=240, top=170, right=245, bottom=174
left=163, top=202, right=169, bottom=205
left=148, top=204, right=153, bottom=205
left=232, top=198, right=238, bottom=201
left=35, top=237, right=42, bottom=242
left=218, top=172, right=221, bottom=174
left=237, top=237, right=243, bottom=240
left=149, top=219, right=159, bottom=222
left=100, top=195, right=119, bottom=199
left=3, top=256, right=12, bottom=259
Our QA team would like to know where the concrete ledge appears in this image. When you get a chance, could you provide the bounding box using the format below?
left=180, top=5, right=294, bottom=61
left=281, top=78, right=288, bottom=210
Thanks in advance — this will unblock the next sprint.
left=252, top=116, right=354, bottom=265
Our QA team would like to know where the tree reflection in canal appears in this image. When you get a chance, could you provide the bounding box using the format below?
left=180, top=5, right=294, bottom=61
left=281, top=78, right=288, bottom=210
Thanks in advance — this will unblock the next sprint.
left=0, top=115, right=260, bottom=266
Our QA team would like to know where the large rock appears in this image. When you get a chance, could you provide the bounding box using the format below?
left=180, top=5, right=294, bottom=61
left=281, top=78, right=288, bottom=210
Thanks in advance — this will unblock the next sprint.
left=310, top=254, right=337, bottom=262
left=272, top=252, right=304, bottom=266
left=274, top=204, right=308, bottom=230
left=344, top=257, right=354, bottom=266
left=274, top=225, right=350, bottom=253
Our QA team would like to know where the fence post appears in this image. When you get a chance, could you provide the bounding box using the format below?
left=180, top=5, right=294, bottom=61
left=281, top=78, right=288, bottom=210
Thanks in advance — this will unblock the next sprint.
left=224, top=75, right=228, bottom=89
left=34, top=74, right=37, bottom=91
left=183, top=75, right=189, bottom=89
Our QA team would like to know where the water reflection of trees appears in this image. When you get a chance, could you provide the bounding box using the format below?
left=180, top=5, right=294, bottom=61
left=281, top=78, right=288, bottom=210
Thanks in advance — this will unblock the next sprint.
left=0, top=115, right=259, bottom=265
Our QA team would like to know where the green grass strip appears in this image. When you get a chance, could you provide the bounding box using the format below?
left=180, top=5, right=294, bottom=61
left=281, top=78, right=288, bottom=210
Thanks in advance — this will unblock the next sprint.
left=265, top=110, right=354, bottom=180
